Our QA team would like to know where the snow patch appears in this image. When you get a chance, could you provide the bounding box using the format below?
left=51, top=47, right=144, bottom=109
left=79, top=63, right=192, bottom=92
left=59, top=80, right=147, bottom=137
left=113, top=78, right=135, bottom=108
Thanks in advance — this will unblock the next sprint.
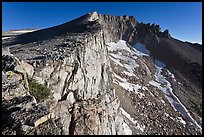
left=149, top=80, right=163, bottom=91
left=107, top=40, right=132, bottom=53
left=11, top=30, right=36, bottom=33
left=143, top=63, right=151, bottom=77
left=109, top=55, right=124, bottom=67
left=2, top=37, right=11, bottom=40
left=109, top=53, right=139, bottom=76
left=122, top=122, right=132, bottom=135
left=120, top=107, right=145, bottom=132
left=166, top=69, right=176, bottom=82
left=108, top=40, right=141, bottom=77
left=120, top=107, right=137, bottom=125
left=113, top=73, right=145, bottom=98
left=133, top=42, right=150, bottom=56
left=176, top=117, right=186, bottom=125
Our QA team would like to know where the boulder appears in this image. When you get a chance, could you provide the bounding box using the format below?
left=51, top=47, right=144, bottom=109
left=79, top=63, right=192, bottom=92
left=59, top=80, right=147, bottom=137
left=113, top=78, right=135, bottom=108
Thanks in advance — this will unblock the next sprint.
left=2, top=47, right=12, bottom=56
left=66, top=92, right=76, bottom=104
left=21, top=62, right=34, bottom=78
left=15, top=62, right=34, bottom=78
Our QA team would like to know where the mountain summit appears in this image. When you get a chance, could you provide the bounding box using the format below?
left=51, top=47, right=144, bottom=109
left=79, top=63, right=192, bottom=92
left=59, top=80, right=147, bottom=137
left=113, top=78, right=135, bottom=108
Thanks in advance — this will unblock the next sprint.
left=2, top=12, right=202, bottom=135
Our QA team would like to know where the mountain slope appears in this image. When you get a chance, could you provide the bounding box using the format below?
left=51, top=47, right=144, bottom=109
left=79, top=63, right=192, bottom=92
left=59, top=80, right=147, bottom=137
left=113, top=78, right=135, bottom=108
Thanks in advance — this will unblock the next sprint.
left=2, top=12, right=202, bottom=135
left=107, top=40, right=201, bottom=134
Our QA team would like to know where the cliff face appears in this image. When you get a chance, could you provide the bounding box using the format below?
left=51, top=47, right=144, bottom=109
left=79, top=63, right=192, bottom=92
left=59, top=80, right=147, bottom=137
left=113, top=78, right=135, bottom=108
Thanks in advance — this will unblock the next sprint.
left=2, top=12, right=202, bottom=135
left=32, top=31, right=125, bottom=135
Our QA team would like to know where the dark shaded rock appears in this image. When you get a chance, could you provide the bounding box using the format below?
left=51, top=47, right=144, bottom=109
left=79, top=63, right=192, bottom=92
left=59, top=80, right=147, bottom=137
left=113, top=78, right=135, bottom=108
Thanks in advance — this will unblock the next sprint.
left=2, top=55, right=17, bottom=71
left=159, top=29, right=171, bottom=39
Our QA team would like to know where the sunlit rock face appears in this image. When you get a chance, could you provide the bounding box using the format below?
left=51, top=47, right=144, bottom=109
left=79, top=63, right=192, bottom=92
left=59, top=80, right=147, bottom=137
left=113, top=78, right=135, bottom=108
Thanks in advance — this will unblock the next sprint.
left=2, top=12, right=202, bottom=135
left=32, top=31, right=126, bottom=135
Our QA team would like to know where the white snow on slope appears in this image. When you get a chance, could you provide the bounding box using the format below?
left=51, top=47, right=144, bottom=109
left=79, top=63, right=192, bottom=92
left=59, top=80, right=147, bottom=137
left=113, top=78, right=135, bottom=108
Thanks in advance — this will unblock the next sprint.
left=148, top=80, right=163, bottom=91
left=143, top=63, right=152, bottom=77
left=122, top=122, right=133, bottom=135
left=133, top=42, right=150, bottom=56
left=109, top=55, right=124, bottom=67
left=2, top=37, right=11, bottom=40
left=108, top=40, right=150, bottom=97
left=108, top=40, right=201, bottom=132
left=108, top=40, right=140, bottom=77
left=114, top=73, right=145, bottom=98
left=2, top=29, right=37, bottom=37
left=176, top=117, right=186, bottom=125
left=120, top=107, right=137, bottom=125
left=109, top=53, right=139, bottom=76
left=108, top=40, right=132, bottom=53
left=107, top=40, right=150, bottom=77
left=149, top=59, right=202, bottom=132
left=120, top=107, right=145, bottom=132
left=108, top=40, right=150, bottom=58
left=11, top=30, right=36, bottom=34
left=166, top=69, right=176, bottom=82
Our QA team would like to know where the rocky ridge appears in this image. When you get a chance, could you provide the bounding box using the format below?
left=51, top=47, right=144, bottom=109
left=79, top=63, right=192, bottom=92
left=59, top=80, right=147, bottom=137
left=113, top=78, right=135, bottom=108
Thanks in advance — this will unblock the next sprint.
left=2, top=12, right=202, bottom=135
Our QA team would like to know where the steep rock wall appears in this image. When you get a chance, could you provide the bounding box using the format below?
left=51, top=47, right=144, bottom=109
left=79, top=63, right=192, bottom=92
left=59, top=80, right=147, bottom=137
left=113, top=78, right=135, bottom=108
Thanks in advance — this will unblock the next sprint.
left=32, top=29, right=130, bottom=134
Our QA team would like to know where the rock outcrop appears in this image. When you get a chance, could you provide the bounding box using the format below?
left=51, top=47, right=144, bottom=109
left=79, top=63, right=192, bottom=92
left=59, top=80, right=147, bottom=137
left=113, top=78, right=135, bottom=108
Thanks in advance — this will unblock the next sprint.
left=32, top=30, right=128, bottom=135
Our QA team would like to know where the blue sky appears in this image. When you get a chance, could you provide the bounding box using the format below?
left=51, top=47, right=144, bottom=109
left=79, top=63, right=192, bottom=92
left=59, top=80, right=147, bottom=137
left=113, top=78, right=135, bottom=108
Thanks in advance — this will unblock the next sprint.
left=2, top=2, right=202, bottom=44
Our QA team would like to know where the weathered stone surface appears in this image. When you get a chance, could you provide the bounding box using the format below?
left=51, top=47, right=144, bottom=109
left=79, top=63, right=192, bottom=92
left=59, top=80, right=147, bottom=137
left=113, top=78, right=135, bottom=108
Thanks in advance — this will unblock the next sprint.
left=15, top=61, right=34, bottom=78
left=66, top=92, right=75, bottom=104
left=2, top=47, right=12, bottom=56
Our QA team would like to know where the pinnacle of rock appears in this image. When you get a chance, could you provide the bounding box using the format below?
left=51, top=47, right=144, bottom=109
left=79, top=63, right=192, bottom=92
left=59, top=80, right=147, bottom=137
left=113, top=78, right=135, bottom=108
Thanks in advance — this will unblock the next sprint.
left=87, top=11, right=99, bottom=21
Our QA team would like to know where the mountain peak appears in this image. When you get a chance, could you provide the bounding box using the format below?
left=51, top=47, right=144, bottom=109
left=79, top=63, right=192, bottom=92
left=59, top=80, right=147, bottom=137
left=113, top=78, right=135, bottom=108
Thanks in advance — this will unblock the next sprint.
left=87, top=11, right=99, bottom=21
left=88, top=11, right=98, bottom=15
